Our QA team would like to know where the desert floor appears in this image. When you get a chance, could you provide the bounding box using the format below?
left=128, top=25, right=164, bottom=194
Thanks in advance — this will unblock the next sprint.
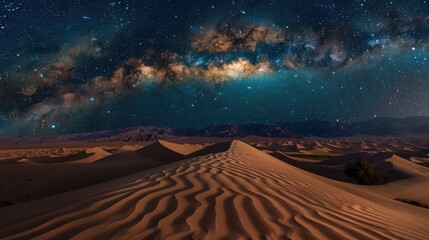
left=0, top=137, right=429, bottom=239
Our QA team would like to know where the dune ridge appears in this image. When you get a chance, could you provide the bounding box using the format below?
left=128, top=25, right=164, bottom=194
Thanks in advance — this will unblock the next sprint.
left=134, top=140, right=203, bottom=161
left=0, top=140, right=428, bottom=239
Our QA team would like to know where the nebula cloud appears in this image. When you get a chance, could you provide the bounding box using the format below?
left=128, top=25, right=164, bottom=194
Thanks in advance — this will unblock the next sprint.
left=1, top=1, right=428, bottom=135
left=192, top=23, right=287, bottom=52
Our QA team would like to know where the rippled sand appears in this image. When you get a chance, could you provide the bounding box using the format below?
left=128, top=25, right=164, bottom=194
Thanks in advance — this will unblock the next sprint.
left=0, top=139, right=428, bottom=239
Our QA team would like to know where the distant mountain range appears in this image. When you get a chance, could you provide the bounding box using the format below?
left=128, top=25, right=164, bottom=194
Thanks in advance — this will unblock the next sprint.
left=1, top=117, right=429, bottom=144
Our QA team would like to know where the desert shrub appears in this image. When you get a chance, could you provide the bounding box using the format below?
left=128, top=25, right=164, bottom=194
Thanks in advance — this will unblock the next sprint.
left=345, top=158, right=388, bottom=185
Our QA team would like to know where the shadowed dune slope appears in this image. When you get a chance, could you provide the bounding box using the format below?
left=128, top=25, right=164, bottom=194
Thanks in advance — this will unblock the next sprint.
left=70, top=147, right=113, bottom=164
left=135, top=140, right=203, bottom=161
left=29, top=151, right=93, bottom=164
left=181, top=141, right=233, bottom=159
left=0, top=140, right=428, bottom=239
left=156, top=141, right=204, bottom=155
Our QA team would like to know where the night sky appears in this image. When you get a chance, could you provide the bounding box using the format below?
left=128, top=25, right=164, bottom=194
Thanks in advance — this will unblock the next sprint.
left=0, top=0, right=428, bottom=136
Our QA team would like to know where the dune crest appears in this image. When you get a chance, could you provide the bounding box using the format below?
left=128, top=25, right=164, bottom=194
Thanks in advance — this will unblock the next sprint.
left=135, top=140, right=203, bottom=161
left=0, top=140, right=428, bottom=239
left=70, top=147, right=113, bottom=164
left=157, top=140, right=204, bottom=155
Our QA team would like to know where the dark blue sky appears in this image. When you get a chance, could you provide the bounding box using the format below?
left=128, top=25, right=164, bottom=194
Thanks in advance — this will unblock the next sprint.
left=0, top=0, right=428, bottom=135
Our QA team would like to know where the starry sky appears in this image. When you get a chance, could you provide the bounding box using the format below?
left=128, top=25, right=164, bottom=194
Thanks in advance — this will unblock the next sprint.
left=0, top=0, right=428, bottom=136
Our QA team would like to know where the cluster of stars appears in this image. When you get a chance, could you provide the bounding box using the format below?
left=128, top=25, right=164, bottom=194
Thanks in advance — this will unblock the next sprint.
left=0, top=0, right=428, bottom=135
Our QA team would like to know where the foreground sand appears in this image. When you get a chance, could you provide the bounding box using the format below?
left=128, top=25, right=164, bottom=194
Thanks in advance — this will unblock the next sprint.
left=0, top=140, right=428, bottom=239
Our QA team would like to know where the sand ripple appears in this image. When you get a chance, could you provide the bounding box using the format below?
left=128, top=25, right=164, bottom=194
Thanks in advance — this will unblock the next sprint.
left=1, top=140, right=428, bottom=239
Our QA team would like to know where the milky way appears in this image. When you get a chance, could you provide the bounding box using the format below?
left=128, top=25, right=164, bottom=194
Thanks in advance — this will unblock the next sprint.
left=0, top=0, right=428, bottom=136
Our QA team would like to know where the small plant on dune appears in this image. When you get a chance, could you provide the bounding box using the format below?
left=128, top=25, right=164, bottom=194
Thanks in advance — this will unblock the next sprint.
left=345, top=158, right=383, bottom=185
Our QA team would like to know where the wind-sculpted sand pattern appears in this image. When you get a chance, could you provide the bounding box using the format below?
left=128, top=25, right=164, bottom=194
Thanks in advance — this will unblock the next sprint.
left=1, top=141, right=428, bottom=239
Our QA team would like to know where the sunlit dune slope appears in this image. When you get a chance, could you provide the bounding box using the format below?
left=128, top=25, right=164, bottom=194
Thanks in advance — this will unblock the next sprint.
left=0, top=140, right=428, bottom=239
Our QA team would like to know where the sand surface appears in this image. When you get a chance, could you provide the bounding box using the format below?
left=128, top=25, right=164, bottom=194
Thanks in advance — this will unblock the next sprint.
left=0, top=139, right=428, bottom=239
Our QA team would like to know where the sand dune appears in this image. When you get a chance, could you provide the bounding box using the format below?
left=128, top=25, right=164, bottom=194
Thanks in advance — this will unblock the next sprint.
left=135, top=140, right=203, bottom=161
left=1, top=140, right=428, bottom=239
left=70, top=147, right=113, bottom=164
left=157, top=141, right=203, bottom=155
left=29, top=151, right=93, bottom=164
left=116, top=145, right=142, bottom=152
left=318, top=152, right=428, bottom=182
left=0, top=141, right=205, bottom=204
left=387, top=154, right=429, bottom=175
